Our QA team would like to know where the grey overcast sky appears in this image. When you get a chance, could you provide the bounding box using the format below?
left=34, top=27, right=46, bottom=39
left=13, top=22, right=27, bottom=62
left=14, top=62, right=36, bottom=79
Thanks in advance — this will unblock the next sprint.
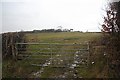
left=1, top=0, right=119, bottom=33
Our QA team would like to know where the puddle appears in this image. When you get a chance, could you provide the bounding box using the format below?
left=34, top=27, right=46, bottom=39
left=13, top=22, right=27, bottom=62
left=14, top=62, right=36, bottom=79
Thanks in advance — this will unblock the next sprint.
left=74, top=61, right=79, bottom=64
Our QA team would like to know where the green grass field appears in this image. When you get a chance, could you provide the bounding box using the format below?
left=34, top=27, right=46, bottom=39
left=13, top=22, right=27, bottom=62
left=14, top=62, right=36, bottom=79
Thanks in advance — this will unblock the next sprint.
left=3, top=32, right=108, bottom=78
left=25, top=32, right=101, bottom=43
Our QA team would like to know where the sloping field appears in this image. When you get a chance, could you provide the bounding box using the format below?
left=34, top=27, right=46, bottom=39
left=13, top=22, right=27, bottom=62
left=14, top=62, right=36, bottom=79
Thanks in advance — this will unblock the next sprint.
left=25, top=32, right=101, bottom=43
left=3, top=32, right=103, bottom=78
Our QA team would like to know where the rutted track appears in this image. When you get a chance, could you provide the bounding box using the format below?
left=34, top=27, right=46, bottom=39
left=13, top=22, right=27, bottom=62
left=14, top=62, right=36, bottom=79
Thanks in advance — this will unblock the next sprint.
left=17, top=43, right=89, bottom=78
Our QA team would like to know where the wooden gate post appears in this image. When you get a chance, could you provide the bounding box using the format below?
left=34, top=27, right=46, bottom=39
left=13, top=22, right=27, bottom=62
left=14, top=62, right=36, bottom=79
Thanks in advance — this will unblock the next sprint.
left=50, top=43, right=53, bottom=66
left=87, top=42, right=90, bottom=67
left=15, top=43, right=18, bottom=60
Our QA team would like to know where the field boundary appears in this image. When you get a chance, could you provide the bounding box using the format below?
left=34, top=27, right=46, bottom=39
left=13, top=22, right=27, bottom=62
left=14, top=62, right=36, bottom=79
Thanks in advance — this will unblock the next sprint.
left=16, top=43, right=90, bottom=68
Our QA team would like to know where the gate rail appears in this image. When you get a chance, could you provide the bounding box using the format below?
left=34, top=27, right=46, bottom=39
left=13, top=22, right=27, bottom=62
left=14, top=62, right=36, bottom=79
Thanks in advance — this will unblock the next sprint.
left=16, top=43, right=90, bottom=67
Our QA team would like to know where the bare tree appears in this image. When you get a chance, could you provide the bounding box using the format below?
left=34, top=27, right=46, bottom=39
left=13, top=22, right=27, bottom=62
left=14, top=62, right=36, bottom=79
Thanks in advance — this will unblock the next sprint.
left=101, top=1, right=120, bottom=77
left=101, top=1, right=120, bottom=34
